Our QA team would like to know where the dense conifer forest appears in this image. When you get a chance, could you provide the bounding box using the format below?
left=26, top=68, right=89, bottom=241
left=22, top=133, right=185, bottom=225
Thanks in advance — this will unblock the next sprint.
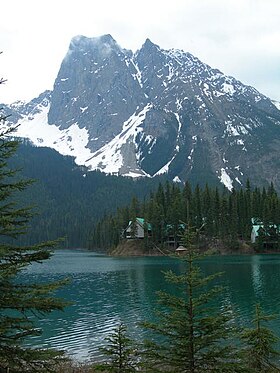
left=10, top=143, right=164, bottom=247
left=9, top=143, right=280, bottom=251
left=91, top=180, right=280, bottom=252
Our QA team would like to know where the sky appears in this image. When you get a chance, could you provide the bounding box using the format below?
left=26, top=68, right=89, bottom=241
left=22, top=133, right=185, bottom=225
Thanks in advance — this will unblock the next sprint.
left=0, top=0, right=279, bottom=104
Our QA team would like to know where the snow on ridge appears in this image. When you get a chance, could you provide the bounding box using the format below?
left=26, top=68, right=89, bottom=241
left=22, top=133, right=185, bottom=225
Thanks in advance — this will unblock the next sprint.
left=202, top=83, right=213, bottom=102
left=187, top=135, right=198, bottom=169
left=10, top=100, right=27, bottom=109
left=12, top=101, right=92, bottom=165
left=143, top=135, right=157, bottom=156
left=167, top=62, right=175, bottom=81
left=123, top=171, right=148, bottom=178
left=84, top=104, right=152, bottom=174
left=272, top=100, right=280, bottom=110
left=163, top=48, right=199, bottom=69
left=174, top=113, right=182, bottom=134
left=175, top=98, right=183, bottom=111
left=221, top=82, right=236, bottom=95
left=225, top=120, right=239, bottom=136
left=131, top=59, right=143, bottom=87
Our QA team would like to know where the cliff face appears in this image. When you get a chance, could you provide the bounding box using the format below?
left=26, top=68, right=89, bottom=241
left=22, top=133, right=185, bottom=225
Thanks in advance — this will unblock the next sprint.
left=2, top=34, right=280, bottom=190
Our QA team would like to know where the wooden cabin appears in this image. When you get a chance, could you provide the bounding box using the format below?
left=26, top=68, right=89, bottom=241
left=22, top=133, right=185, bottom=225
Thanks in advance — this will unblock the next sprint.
left=125, top=217, right=152, bottom=239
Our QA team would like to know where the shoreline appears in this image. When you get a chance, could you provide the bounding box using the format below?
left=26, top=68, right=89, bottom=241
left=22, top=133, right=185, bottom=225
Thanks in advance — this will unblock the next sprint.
left=107, top=238, right=262, bottom=257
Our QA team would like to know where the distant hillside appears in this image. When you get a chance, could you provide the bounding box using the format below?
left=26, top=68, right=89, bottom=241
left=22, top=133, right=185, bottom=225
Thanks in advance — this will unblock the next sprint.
left=10, top=143, right=163, bottom=248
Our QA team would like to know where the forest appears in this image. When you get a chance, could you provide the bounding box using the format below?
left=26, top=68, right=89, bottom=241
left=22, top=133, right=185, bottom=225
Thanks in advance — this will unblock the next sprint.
left=10, top=143, right=163, bottom=247
left=8, top=143, right=280, bottom=253
left=91, top=180, right=280, bottom=252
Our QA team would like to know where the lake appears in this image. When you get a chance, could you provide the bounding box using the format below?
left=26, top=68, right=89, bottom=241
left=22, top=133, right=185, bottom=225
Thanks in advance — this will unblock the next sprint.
left=21, top=249, right=280, bottom=362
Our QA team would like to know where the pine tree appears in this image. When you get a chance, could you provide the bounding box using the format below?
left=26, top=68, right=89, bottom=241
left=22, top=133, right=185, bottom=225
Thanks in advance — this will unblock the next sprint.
left=140, top=225, right=241, bottom=373
left=241, top=304, right=279, bottom=372
left=97, top=323, right=137, bottom=373
left=0, top=107, right=67, bottom=370
left=193, top=184, right=203, bottom=228
left=182, top=181, right=192, bottom=224
left=203, top=184, right=214, bottom=236
left=213, top=187, right=221, bottom=237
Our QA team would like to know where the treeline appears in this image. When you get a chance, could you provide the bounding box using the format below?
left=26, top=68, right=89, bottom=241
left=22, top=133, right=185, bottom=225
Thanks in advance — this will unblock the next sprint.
left=9, top=143, right=163, bottom=247
left=8, top=143, right=280, bottom=250
left=90, top=180, right=280, bottom=250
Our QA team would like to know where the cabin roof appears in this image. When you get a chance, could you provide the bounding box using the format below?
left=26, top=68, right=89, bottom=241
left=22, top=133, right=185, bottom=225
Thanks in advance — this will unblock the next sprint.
left=251, top=223, right=280, bottom=238
left=128, top=217, right=152, bottom=230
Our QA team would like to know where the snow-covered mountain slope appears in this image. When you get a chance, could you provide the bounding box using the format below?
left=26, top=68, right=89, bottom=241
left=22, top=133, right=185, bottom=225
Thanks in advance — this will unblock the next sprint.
left=2, top=34, right=280, bottom=191
left=84, top=103, right=153, bottom=177
left=272, top=100, right=280, bottom=110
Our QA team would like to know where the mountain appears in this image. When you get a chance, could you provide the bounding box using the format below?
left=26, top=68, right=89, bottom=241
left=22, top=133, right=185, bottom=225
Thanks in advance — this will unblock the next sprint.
left=9, top=143, right=162, bottom=247
left=2, top=34, right=280, bottom=190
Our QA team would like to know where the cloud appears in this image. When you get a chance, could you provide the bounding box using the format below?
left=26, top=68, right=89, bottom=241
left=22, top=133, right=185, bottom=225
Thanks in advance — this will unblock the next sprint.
left=0, top=0, right=280, bottom=103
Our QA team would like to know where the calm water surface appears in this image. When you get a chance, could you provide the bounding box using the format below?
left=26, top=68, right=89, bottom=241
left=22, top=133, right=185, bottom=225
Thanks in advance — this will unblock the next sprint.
left=20, top=250, right=280, bottom=361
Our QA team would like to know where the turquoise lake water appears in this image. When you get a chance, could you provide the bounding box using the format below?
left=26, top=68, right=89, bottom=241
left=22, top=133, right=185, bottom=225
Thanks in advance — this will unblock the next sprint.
left=20, top=249, right=280, bottom=361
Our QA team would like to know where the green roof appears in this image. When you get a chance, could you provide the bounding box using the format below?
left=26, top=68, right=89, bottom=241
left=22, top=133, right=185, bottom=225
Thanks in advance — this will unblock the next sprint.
left=252, top=223, right=280, bottom=238
left=128, top=217, right=152, bottom=230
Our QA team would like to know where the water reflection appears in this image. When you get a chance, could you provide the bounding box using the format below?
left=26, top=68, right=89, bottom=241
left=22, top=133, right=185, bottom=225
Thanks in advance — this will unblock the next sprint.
left=251, top=255, right=263, bottom=298
left=20, top=250, right=280, bottom=361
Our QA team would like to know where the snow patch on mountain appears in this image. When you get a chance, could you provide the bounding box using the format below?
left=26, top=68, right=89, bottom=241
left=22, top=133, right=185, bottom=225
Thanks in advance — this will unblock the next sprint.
left=173, top=176, right=181, bottom=183
left=154, top=155, right=176, bottom=176
left=131, top=59, right=143, bottom=88
left=153, top=112, right=182, bottom=177
left=272, top=100, right=280, bottom=110
left=222, top=82, right=236, bottom=95
left=84, top=104, right=152, bottom=175
left=219, top=168, right=233, bottom=191
left=3, top=35, right=280, bottom=190
left=13, top=101, right=92, bottom=165
left=225, top=121, right=239, bottom=136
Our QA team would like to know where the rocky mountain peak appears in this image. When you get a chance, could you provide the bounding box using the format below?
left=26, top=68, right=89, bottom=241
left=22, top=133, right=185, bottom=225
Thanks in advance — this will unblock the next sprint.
left=2, top=35, right=280, bottom=191
left=142, top=38, right=160, bottom=50
left=69, top=34, right=119, bottom=52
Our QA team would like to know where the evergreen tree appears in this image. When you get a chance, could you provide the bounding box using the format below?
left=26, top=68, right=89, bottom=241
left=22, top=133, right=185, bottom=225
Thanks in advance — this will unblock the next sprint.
left=241, top=304, right=279, bottom=372
left=252, top=187, right=262, bottom=220
left=167, top=186, right=184, bottom=246
left=193, top=184, right=203, bottom=228
left=213, top=187, right=221, bottom=237
left=0, top=111, right=67, bottom=370
left=140, top=226, right=241, bottom=373
left=227, top=189, right=239, bottom=249
left=91, top=179, right=280, bottom=251
left=97, top=323, right=137, bottom=373
left=148, top=198, right=164, bottom=244
left=203, top=184, right=214, bottom=236
left=182, top=181, right=192, bottom=224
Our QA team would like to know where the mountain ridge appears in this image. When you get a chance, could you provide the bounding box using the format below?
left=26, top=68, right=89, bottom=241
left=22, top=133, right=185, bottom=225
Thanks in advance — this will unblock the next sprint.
left=2, top=35, right=280, bottom=190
